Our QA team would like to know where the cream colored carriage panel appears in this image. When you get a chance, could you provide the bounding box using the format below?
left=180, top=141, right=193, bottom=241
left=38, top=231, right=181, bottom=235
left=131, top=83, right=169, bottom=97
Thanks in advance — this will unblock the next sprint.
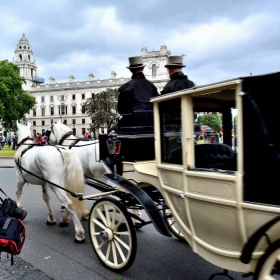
left=186, top=172, right=237, bottom=201
left=243, top=205, right=280, bottom=251
left=163, top=191, right=192, bottom=243
left=158, top=165, right=184, bottom=191
left=196, top=244, right=250, bottom=273
left=189, top=199, right=243, bottom=251
left=122, top=161, right=161, bottom=189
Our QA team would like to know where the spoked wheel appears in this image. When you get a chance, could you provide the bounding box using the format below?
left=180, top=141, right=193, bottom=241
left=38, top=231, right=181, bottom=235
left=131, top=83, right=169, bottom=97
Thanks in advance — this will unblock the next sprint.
left=163, top=207, right=185, bottom=241
left=254, top=239, right=280, bottom=279
left=88, top=197, right=137, bottom=272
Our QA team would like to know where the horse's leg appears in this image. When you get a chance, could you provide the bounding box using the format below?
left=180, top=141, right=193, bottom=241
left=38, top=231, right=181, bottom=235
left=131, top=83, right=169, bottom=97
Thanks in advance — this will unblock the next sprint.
left=54, top=189, right=85, bottom=242
left=15, top=172, right=26, bottom=209
left=42, top=185, right=56, bottom=225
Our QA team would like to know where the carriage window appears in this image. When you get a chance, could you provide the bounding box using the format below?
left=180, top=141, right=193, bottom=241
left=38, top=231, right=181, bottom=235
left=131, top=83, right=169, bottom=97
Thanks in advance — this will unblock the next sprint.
left=193, top=95, right=237, bottom=171
left=159, top=98, right=182, bottom=164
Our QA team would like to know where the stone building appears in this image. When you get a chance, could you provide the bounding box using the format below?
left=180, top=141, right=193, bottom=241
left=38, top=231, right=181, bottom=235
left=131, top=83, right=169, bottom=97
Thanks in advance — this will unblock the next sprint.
left=12, top=34, right=171, bottom=137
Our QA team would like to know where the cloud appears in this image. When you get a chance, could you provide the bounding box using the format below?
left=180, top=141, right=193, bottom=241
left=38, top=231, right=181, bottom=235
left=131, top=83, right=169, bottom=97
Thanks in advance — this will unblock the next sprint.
left=1, top=0, right=280, bottom=85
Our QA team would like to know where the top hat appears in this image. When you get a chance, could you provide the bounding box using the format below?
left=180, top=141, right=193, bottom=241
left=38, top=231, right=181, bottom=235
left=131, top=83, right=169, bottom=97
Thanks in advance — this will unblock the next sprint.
left=127, top=56, right=145, bottom=69
left=165, top=56, right=186, bottom=68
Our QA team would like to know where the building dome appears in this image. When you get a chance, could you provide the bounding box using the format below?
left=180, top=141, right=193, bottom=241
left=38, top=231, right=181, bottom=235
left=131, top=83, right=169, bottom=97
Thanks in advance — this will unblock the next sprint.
left=16, top=33, right=32, bottom=52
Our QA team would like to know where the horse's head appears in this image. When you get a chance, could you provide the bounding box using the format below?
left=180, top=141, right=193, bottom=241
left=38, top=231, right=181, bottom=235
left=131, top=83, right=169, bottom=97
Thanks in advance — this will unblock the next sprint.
left=47, top=119, right=73, bottom=145
left=16, top=121, right=32, bottom=144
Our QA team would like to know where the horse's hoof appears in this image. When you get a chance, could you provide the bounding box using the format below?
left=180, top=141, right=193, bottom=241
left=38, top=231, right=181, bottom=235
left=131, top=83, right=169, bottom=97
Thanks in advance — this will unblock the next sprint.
left=74, top=238, right=85, bottom=243
left=58, top=222, right=69, bottom=227
left=46, top=221, right=56, bottom=225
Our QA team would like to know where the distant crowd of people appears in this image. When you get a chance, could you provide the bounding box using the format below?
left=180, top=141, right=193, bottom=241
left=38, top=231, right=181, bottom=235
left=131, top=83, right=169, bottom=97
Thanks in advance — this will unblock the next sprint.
left=0, top=133, right=18, bottom=150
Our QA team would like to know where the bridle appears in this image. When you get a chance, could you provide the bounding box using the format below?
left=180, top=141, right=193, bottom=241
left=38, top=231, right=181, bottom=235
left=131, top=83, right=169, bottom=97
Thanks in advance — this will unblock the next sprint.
left=47, top=123, right=78, bottom=147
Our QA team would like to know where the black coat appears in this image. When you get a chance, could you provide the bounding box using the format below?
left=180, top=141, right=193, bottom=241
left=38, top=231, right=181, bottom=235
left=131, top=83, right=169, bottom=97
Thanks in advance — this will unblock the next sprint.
left=161, top=71, right=195, bottom=95
left=117, top=72, right=159, bottom=127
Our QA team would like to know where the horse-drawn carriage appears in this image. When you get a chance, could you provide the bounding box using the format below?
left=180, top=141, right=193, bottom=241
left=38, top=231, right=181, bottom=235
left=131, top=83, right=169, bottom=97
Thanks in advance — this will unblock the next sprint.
left=15, top=71, right=280, bottom=279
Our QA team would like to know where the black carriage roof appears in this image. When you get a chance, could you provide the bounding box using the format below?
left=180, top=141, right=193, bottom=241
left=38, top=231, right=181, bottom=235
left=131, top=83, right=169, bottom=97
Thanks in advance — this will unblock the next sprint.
left=151, top=70, right=280, bottom=101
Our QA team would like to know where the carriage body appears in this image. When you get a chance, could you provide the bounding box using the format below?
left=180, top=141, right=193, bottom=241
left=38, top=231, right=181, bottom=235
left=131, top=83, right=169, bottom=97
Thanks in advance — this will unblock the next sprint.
left=101, top=71, right=280, bottom=275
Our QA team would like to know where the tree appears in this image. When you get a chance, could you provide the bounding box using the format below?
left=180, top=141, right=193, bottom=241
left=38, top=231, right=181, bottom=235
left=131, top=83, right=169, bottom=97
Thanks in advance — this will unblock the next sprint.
left=0, top=60, right=36, bottom=131
left=83, top=88, right=119, bottom=134
left=197, top=113, right=221, bottom=133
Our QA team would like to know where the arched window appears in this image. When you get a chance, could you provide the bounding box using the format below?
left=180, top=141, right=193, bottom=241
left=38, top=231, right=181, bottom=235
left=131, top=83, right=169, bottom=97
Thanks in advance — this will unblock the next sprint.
left=152, top=64, right=157, bottom=76
left=19, top=54, right=22, bottom=62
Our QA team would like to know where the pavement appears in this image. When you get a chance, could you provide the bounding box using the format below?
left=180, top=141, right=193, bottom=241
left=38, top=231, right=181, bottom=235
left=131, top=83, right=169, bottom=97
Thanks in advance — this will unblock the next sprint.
left=0, top=157, right=15, bottom=168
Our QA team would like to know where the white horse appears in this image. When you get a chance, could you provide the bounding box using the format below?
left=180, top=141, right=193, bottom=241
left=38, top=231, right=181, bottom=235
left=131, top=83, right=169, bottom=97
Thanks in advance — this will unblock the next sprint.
left=47, top=119, right=107, bottom=179
left=15, top=121, right=87, bottom=242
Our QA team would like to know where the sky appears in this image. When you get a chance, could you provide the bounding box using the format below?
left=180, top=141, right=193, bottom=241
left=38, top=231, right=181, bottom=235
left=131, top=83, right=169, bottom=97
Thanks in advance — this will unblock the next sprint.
left=1, top=0, right=280, bottom=86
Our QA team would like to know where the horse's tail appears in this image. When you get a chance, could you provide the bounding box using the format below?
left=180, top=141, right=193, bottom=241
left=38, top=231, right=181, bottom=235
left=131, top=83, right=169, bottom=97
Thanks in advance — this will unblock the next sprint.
left=60, top=149, right=88, bottom=218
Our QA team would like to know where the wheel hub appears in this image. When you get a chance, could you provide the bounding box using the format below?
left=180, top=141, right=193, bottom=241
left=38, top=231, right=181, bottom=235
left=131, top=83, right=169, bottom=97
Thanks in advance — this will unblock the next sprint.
left=100, top=228, right=114, bottom=242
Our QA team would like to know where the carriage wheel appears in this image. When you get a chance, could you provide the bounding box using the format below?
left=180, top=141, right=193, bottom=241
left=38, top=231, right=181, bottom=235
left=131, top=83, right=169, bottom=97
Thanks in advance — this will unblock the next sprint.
left=163, top=207, right=185, bottom=241
left=88, top=197, right=137, bottom=272
left=254, top=239, right=280, bottom=279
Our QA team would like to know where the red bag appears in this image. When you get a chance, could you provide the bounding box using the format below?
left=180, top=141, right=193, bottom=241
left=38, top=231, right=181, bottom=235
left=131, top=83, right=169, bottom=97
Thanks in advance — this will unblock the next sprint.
left=0, top=215, right=26, bottom=265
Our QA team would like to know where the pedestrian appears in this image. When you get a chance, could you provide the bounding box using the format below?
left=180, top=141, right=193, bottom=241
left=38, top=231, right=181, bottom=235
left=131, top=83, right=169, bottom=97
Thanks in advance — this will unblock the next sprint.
left=161, top=55, right=196, bottom=95
left=0, top=133, right=5, bottom=149
left=109, top=56, right=159, bottom=132
left=7, top=134, right=12, bottom=148
left=12, top=133, right=18, bottom=150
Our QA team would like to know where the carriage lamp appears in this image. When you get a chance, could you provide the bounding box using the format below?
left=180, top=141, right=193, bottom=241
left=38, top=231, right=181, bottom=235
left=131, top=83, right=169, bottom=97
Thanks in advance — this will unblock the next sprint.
left=106, top=131, right=121, bottom=155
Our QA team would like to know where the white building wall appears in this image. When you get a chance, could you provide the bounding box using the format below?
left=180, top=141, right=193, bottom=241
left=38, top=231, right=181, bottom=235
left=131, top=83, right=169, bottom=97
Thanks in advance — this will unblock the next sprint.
left=13, top=36, right=171, bottom=137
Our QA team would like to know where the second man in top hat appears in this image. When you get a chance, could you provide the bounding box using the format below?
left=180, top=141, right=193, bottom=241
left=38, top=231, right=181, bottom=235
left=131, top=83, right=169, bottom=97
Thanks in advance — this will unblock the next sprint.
left=161, top=55, right=195, bottom=95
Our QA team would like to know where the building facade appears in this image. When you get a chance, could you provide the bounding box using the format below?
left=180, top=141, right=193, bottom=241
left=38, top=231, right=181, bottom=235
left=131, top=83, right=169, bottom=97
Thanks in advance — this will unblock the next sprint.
left=12, top=34, right=171, bottom=137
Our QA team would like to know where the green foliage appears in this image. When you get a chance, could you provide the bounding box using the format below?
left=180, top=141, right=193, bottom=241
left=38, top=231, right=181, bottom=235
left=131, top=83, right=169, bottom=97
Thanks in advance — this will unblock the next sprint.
left=197, top=113, right=221, bottom=133
left=83, top=88, right=120, bottom=133
left=0, top=60, right=36, bottom=131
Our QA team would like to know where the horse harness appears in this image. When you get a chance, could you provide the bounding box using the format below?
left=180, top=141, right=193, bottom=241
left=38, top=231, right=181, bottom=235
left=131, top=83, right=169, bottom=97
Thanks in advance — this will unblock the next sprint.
left=14, top=137, right=80, bottom=198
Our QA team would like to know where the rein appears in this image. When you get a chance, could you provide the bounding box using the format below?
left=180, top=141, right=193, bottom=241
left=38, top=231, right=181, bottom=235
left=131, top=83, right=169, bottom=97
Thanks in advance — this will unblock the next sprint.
left=14, top=159, right=81, bottom=198
left=55, top=129, right=99, bottom=148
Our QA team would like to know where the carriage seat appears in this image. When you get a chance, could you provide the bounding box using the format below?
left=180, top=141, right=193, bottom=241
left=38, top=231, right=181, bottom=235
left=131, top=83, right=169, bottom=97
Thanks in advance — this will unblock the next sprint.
left=195, top=144, right=236, bottom=171
left=166, top=144, right=236, bottom=170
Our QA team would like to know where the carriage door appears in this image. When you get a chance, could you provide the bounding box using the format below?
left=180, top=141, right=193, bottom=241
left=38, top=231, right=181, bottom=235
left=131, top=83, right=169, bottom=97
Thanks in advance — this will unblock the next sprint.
left=157, top=98, right=192, bottom=241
